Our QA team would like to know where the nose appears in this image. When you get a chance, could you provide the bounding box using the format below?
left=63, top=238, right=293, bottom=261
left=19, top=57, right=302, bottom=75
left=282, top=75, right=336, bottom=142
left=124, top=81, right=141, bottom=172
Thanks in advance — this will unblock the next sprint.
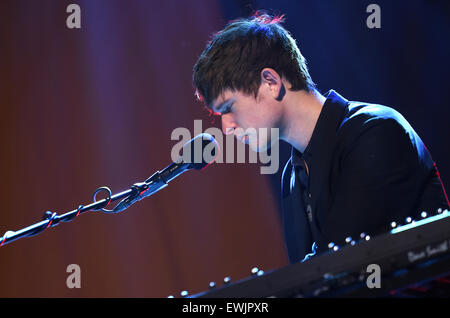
left=221, top=114, right=237, bottom=135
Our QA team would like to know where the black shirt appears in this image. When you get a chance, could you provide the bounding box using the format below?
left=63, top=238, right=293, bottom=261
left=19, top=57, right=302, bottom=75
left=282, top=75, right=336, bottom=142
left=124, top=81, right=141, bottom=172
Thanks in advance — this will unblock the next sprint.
left=281, top=90, right=450, bottom=263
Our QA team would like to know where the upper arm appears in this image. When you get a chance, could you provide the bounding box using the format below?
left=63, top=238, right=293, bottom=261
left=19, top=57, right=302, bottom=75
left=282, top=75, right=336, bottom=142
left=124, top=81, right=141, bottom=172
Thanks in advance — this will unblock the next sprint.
left=321, top=118, right=418, bottom=243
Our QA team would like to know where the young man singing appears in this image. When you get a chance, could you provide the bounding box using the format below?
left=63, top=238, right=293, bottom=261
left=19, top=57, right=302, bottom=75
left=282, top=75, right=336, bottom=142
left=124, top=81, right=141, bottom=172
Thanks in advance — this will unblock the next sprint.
left=192, top=14, right=449, bottom=263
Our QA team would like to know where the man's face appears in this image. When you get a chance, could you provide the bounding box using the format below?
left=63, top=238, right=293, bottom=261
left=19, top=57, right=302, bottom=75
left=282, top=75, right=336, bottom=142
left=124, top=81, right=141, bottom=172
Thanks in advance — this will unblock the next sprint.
left=211, top=85, right=282, bottom=152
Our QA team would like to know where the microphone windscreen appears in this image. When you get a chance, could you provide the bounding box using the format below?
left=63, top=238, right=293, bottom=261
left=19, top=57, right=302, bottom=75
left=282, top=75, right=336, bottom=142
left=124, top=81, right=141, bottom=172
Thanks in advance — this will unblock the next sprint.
left=181, top=133, right=219, bottom=170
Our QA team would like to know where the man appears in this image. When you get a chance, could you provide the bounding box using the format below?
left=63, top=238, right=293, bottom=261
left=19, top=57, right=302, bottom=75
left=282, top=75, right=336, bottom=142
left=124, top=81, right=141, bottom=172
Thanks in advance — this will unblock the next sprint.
left=192, top=14, right=449, bottom=263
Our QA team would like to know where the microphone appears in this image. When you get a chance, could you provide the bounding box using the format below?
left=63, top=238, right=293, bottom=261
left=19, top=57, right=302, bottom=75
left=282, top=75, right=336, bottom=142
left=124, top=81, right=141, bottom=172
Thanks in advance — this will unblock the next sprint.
left=149, top=132, right=219, bottom=183
left=111, top=133, right=219, bottom=213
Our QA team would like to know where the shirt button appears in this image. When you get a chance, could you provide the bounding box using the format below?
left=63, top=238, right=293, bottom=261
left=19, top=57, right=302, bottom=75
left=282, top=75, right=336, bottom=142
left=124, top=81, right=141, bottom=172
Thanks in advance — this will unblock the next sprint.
left=306, top=204, right=313, bottom=223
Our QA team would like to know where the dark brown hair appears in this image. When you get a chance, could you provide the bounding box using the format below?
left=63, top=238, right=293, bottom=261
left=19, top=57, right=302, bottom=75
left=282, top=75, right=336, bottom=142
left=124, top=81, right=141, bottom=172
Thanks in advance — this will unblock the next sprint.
left=193, top=13, right=315, bottom=108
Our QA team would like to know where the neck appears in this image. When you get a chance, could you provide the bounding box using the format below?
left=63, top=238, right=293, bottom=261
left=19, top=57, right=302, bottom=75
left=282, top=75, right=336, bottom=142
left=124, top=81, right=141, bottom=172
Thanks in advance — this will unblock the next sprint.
left=279, top=88, right=326, bottom=153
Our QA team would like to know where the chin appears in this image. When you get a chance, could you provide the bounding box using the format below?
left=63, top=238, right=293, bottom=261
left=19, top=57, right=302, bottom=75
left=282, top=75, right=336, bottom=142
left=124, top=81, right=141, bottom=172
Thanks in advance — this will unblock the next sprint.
left=249, top=136, right=270, bottom=152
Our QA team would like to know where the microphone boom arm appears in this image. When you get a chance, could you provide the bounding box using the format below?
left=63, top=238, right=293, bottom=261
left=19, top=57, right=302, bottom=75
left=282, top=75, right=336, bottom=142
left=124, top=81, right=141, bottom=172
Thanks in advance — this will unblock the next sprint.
left=1, top=170, right=174, bottom=247
left=0, top=133, right=218, bottom=247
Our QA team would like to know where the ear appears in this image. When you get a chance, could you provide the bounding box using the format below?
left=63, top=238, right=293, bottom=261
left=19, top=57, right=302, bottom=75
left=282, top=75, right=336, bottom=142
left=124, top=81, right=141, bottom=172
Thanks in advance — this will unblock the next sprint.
left=260, top=68, right=283, bottom=100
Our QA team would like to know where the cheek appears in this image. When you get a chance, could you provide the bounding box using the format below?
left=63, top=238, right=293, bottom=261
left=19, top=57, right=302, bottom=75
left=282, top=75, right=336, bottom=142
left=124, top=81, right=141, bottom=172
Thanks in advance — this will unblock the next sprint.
left=234, top=99, right=279, bottom=129
left=232, top=106, right=253, bottom=127
left=253, top=105, right=281, bottom=129
left=264, top=103, right=283, bottom=127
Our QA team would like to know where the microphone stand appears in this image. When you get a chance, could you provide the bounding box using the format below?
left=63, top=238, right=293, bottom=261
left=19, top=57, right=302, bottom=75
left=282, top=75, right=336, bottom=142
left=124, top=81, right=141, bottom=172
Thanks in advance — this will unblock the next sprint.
left=0, top=171, right=168, bottom=248
left=0, top=133, right=218, bottom=248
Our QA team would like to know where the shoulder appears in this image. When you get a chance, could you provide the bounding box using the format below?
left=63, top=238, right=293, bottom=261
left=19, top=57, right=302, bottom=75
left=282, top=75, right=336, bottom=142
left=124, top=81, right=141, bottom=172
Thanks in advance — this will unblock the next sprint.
left=343, top=102, right=412, bottom=131
left=336, top=101, right=432, bottom=168
left=338, top=102, right=422, bottom=149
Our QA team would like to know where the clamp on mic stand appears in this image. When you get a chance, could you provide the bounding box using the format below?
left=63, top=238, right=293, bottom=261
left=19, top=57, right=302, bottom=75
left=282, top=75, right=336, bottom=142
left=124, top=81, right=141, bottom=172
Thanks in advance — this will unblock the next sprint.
left=0, top=172, right=167, bottom=247
left=112, top=170, right=170, bottom=213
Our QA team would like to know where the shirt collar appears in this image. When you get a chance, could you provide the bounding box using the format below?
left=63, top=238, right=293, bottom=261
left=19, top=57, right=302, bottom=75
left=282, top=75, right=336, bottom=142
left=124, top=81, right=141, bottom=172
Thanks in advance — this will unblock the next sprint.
left=291, top=90, right=349, bottom=167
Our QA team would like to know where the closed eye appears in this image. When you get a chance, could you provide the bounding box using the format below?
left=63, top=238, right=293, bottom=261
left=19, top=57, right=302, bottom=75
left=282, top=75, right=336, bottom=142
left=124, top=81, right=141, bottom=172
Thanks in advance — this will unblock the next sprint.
left=210, top=98, right=235, bottom=116
left=221, top=103, right=233, bottom=115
